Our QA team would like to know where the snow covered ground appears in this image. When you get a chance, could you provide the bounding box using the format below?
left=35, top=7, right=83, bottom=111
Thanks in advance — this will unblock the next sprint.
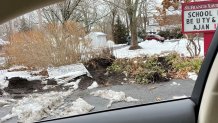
left=113, top=39, right=204, bottom=58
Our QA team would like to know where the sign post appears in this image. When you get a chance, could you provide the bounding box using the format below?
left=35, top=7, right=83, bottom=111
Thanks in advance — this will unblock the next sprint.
left=182, top=1, right=218, bottom=55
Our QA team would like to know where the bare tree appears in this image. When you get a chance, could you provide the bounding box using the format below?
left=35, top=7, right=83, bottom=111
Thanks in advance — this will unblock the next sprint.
left=125, top=0, right=141, bottom=50
left=42, top=0, right=82, bottom=24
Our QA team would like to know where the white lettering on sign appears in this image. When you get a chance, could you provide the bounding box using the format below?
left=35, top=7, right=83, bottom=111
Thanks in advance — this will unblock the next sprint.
left=184, top=8, right=218, bottom=32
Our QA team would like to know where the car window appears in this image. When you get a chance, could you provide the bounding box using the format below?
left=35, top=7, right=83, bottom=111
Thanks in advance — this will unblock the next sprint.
left=0, top=0, right=203, bottom=122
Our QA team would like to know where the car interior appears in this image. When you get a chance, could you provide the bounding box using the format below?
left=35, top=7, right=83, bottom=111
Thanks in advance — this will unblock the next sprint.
left=0, top=0, right=218, bottom=123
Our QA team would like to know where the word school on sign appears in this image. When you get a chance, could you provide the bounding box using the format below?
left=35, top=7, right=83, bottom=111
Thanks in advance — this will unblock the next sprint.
left=187, top=11, right=212, bottom=18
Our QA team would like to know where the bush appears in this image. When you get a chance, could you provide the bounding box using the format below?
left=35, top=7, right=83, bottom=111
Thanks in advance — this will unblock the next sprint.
left=107, top=53, right=203, bottom=84
left=5, top=21, right=93, bottom=68
left=158, top=30, right=170, bottom=39
left=113, top=17, right=128, bottom=44
left=158, top=27, right=183, bottom=39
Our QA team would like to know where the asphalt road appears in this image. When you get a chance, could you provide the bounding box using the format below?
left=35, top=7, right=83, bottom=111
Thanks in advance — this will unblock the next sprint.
left=0, top=79, right=195, bottom=123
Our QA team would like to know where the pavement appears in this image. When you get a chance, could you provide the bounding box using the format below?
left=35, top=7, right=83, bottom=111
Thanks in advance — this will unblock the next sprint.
left=0, top=79, right=195, bottom=123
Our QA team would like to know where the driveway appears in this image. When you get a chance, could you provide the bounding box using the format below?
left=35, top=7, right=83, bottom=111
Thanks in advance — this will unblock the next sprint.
left=0, top=79, right=195, bottom=123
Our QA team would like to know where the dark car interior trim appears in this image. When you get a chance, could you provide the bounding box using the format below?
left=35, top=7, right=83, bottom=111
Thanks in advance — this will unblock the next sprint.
left=40, top=99, right=195, bottom=123
left=191, top=29, right=218, bottom=118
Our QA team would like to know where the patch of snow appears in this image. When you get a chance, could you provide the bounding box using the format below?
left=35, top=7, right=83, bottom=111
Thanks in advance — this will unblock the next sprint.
left=7, top=65, right=28, bottom=72
left=52, top=98, right=94, bottom=118
left=42, top=85, right=56, bottom=90
left=0, top=100, right=10, bottom=107
left=63, top=79, right=81, bottom=90
left=1, top=71, right=43, bottom=81
left=113, top=39, right=204, bottom=58
left=0, top=39, right=9, bottom=45
left=0, top=114, right=17, bottom=123
left=170, top=82, right=181, bottom=86
left=90, top=90, right=139, bottom=108
left=0, top=91, right=73, bottom=123
left=107, top=40, right=115, bottom=48
left=125, top=96, right=139, bottom=102
left=87, top=81, right=99, bottom=90
left=48, top=63, right=91, bottom=79
left=172, top=95, right=188, bottom=99
left=188, top=72, right=198, bottom=81
left=0, top=69, right=46, bottom=89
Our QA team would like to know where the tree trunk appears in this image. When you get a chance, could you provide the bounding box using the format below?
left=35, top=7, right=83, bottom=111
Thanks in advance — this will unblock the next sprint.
left=129, top=18, right=139, bottom=50
left=125, top=0, right=140, bottom=50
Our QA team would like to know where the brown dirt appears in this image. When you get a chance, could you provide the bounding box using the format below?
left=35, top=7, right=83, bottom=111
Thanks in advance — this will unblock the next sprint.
left=83, top=57, right=126, bottom=88
left=4, top=77, right=43, bottom=94
left=0, top=89, right=3, bottom=95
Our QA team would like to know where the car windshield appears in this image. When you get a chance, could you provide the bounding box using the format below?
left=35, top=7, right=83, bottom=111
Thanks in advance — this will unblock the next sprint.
left=0, top=0, right=203, bottom=123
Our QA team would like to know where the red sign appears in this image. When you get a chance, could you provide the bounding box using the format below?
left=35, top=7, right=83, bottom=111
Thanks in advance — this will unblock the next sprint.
left=182, top=1, right=218, bottom=33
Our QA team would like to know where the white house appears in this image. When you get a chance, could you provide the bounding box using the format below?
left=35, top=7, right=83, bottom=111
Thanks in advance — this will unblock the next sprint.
left=85, top=32, right=107, bottom=48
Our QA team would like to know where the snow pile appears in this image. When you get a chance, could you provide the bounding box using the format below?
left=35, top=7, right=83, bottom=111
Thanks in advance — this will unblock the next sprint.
left=0, top=63, right=91, bottom=89
left=48, top=63, right=91, bottom=84
left=4, top=71, right=42, bottom=81
left=52, top=98, right=94, bottom=118
left=63, top=79, right=81, bottom=90
left=0, top=91, right=72, bottom=123
left=87, top=81, right=99, bottom=90
left=188, top=72, right=198, bottom=81
left=90, top=90, right=139, bottom=108
left=48, top=63, right=91, bottom=78
left=113, top=39, right=204, bottom=58
left=0, top=70, right=44, bottom=89
left=170, top=82, right=181, bottom=86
